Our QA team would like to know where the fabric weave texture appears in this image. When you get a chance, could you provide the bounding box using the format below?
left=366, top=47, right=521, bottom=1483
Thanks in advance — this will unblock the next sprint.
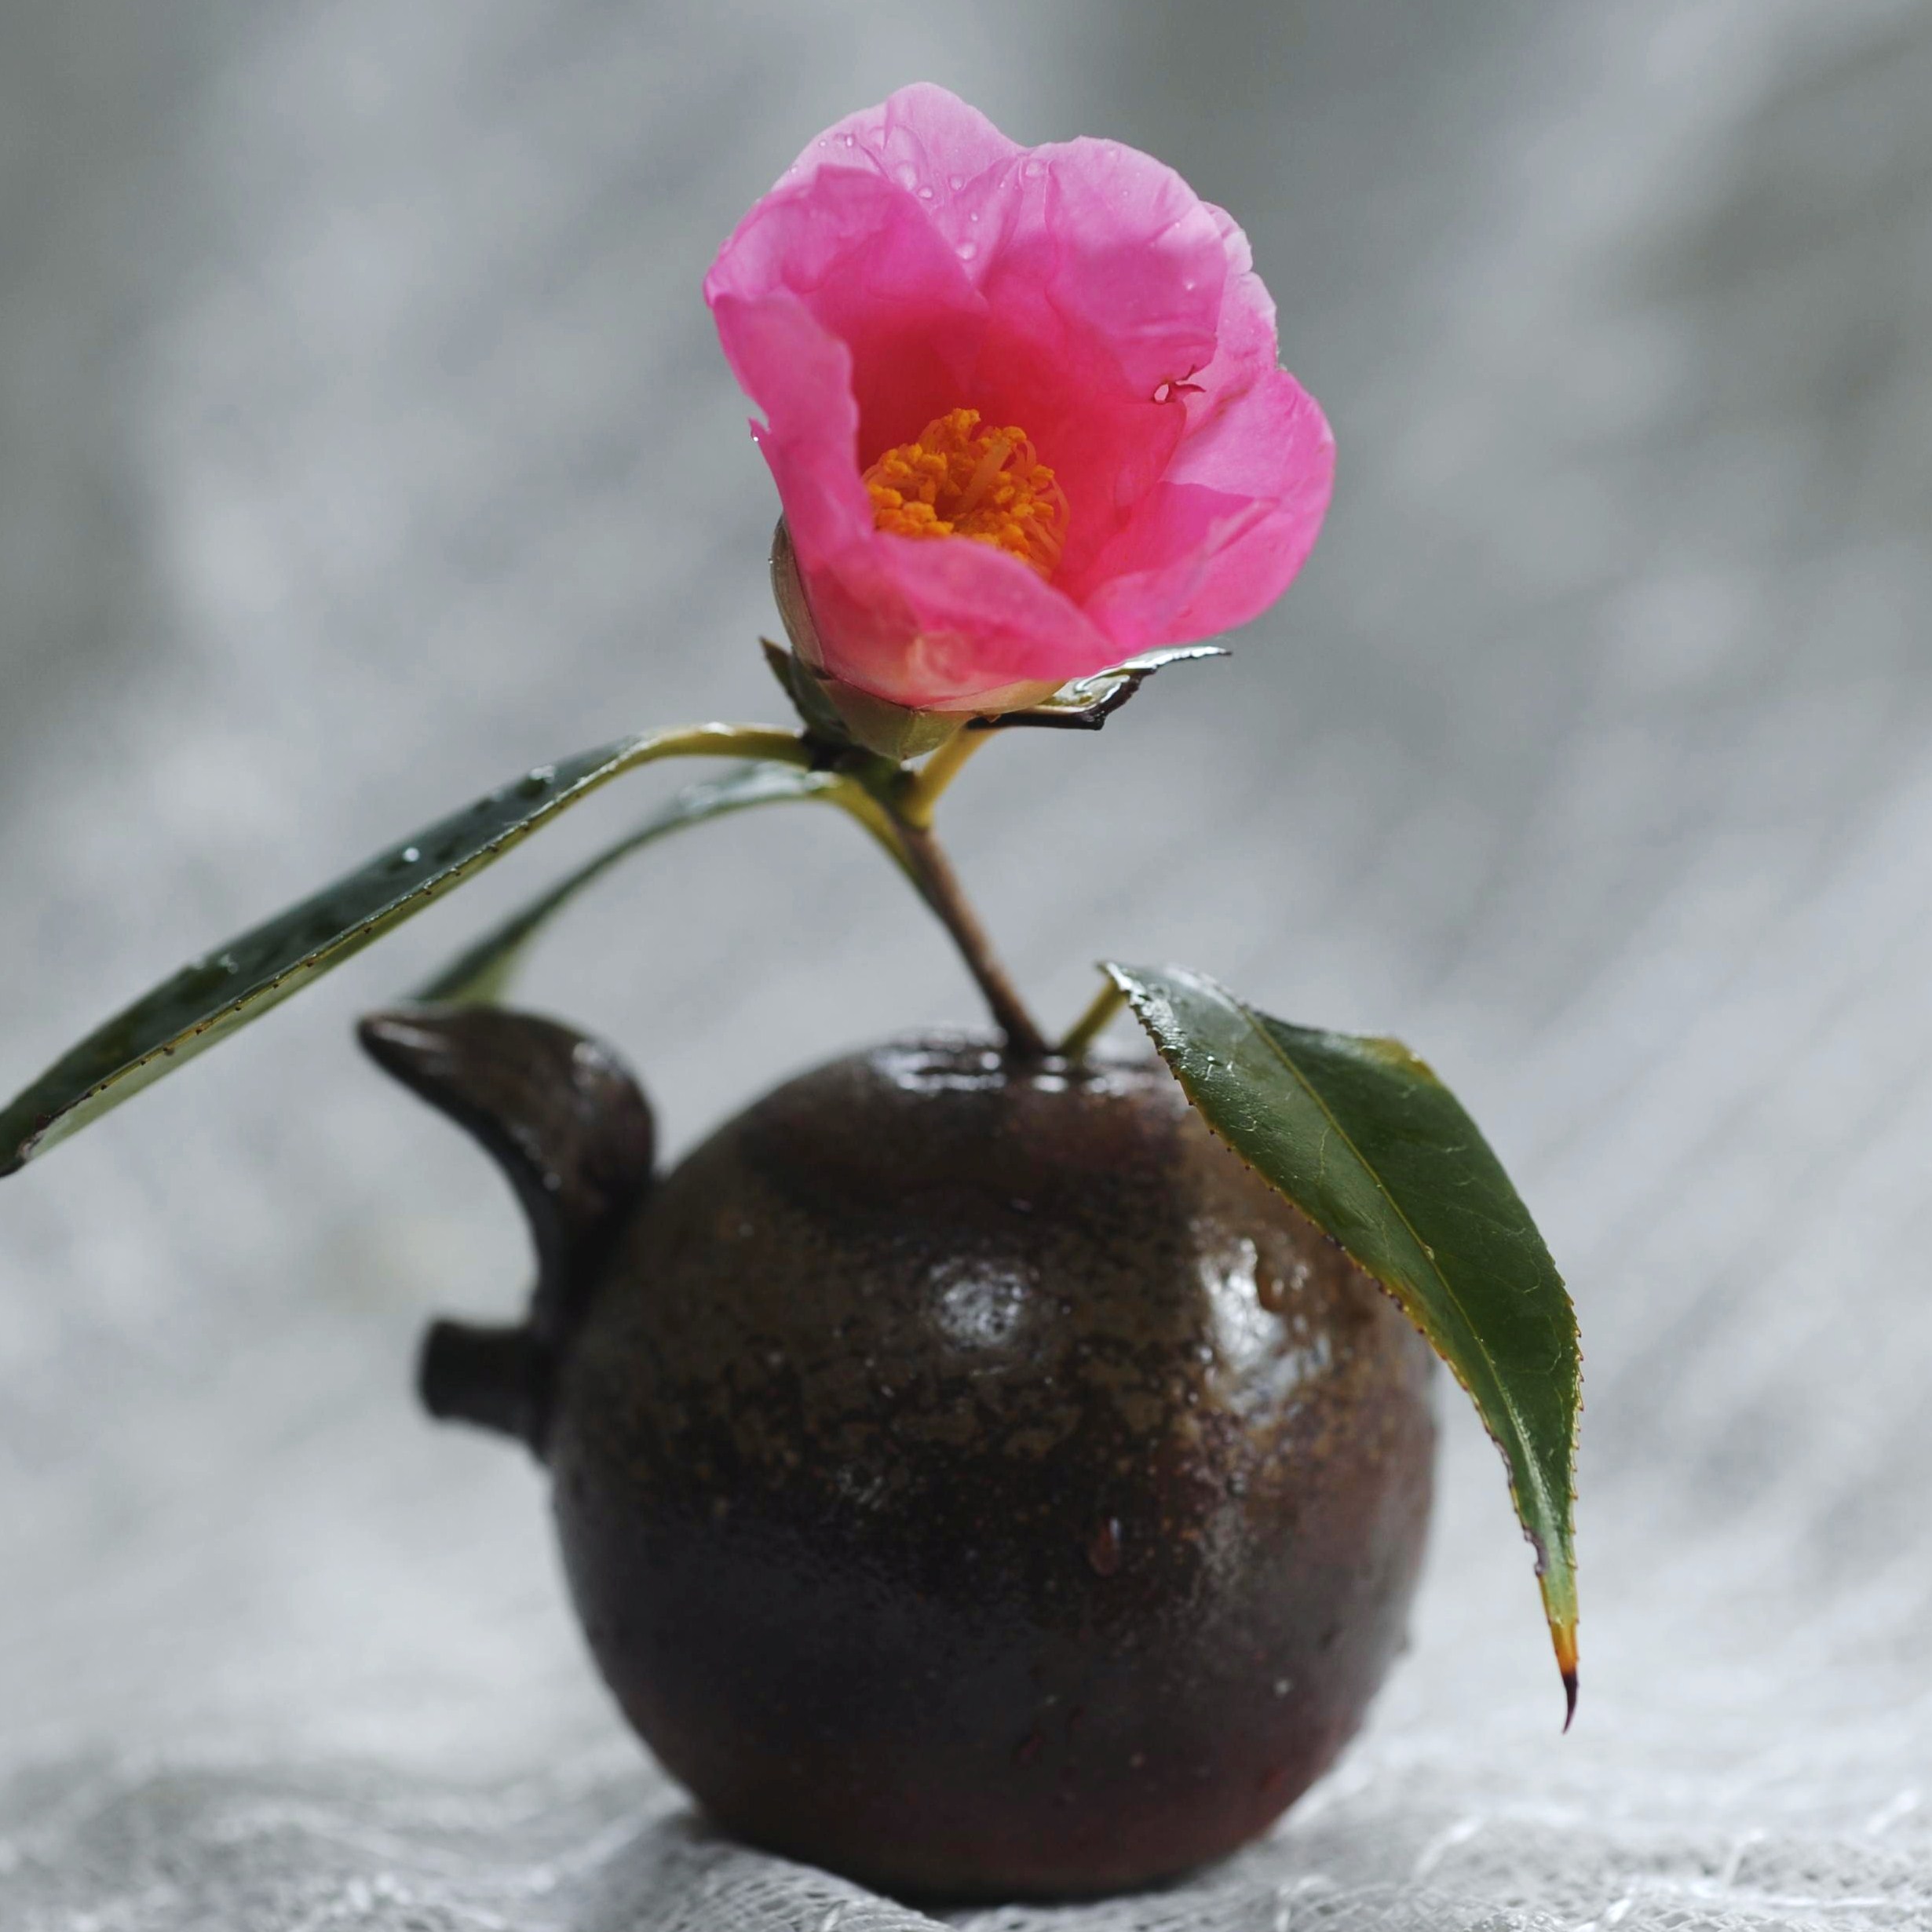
left=2, top=1, right=1930, bottom=1927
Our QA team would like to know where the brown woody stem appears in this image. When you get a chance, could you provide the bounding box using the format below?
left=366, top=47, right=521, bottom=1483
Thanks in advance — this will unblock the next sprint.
left=894, top=817, right=1050, bottom=1059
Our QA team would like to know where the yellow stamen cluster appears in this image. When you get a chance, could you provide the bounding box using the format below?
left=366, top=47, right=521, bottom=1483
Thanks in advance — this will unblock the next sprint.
left=862, top=407, right=1067, bottom=579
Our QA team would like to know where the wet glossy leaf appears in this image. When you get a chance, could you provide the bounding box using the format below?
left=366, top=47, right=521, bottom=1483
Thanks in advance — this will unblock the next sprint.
left=1106, top=959, right=1581, bottom=1717
left=0, top=725, right=809, bottom=1176
left=970, top=645, right=1228, bottom=732
left=1051, top=644, right=1229, bottom=710
left=415, top=761, right=846, bottom=1005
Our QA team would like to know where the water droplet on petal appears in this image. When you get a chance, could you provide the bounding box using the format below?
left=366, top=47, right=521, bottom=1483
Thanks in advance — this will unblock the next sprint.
left=917, top=184, right=934, bottom=200
left=948, top=174, right=964, bottom=190
left=955, top=241, right=978, bottom=261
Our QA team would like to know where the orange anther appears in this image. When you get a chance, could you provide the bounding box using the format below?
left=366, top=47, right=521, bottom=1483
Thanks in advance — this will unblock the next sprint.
left=862, top=407, right=1066, bottom=578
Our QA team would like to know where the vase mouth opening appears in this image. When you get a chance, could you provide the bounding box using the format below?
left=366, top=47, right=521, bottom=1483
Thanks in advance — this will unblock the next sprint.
left=859, top=1029, right=1153, bottom=1098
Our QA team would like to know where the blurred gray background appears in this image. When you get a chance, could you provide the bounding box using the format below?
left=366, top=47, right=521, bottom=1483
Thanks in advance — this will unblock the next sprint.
left=2, top=2, right=1930, bottom=1927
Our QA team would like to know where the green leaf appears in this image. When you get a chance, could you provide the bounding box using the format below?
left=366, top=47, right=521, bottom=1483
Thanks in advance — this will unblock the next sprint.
left=1046, top=644, right=1228, bottom=713
left=1105, top=959, right=1581, bottom=1718
left=966, top=645, right=1229, bottom=732
left=0, top=724, right=810, bottom=1177
left=414, top=761, right=845, bottom=1006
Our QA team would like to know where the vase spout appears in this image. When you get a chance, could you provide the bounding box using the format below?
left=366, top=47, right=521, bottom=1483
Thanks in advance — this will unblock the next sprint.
left=358, top=1003, right=657, bottom=1455
left=418, top=1317, right=550, bottom=1447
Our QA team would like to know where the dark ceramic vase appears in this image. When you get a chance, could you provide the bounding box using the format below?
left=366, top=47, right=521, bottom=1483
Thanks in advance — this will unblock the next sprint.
left=362, top=1006, right=1436, bottom=1901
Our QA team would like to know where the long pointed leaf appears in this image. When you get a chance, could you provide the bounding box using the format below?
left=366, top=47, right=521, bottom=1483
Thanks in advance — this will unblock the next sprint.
left=1106, top=960, right=1581, bottom=1720
left=0, top=725, right=809, bottom=1175
left=414, top=761, right=846, bottom=1006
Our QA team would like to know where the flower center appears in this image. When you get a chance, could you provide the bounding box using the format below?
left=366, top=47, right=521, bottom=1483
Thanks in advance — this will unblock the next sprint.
left=862, top=407, right=1067, bottom=579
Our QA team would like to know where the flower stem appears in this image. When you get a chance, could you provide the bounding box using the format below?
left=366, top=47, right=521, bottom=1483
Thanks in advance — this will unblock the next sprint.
left=1058, top=976, right=1127, bottom=1061
left=895, top=726, right=995, bottom=828
left=893, top=817, right=1050, bottom=1059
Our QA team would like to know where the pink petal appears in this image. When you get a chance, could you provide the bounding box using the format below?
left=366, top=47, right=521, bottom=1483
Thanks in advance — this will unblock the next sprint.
left=1079, top=368, right=1335, bottom=649
left=706, top=163, right=984, bottom=461
left=707, top=290, right=873, bottom=564
left=952, top=136, right=1233, bottom=583
left=781, top=82, right=1021, bottom=258
left=798, top=526, right=1118, bottom=712
left=1196, top=200, right=1283, bottom=389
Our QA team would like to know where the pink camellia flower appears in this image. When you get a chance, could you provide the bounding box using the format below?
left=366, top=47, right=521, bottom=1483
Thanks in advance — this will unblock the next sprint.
left=704, top=83, right=1335, bottom=719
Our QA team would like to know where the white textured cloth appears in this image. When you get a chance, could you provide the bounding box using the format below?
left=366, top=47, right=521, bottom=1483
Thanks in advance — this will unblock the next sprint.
left=3, top=2, right=1930, bottom=1927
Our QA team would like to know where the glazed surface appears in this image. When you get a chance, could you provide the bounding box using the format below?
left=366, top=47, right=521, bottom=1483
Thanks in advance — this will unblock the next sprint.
left=546, top=1036, right=1435, bottom=1898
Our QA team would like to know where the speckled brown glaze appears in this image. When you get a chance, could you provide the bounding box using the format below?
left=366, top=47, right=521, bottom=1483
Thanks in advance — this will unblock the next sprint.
left=361, top=1010, right=1436, bottom=1898
left=540, top=1033, right=1437, bottom=1900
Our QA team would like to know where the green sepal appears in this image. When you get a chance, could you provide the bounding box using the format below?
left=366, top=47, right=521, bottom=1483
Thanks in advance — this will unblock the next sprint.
left=824, top=681, right=967, bottom=762
left=760, top=639, right=855, bottom=747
